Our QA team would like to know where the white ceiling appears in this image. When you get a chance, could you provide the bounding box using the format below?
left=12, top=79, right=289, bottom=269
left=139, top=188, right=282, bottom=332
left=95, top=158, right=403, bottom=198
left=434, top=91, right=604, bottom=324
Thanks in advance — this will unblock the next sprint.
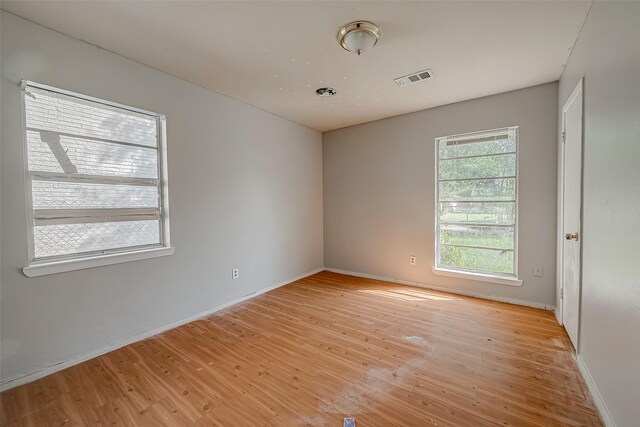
left=1, top=1, right=591, bottom=132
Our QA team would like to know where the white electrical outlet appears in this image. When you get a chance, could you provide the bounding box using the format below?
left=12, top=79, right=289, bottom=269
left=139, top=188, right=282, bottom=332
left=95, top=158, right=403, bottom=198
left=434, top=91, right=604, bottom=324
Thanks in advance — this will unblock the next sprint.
left=533, top=266, right=543, bottom=277
left=409, top=255, right=417, bottom=266
left=232, top=268, right=239, bottom=280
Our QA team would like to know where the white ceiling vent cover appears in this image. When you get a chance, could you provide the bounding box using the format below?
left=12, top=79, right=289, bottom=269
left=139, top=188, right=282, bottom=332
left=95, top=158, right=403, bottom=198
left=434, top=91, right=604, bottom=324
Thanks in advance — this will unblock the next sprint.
left=394, top=69, right=434, bottom=87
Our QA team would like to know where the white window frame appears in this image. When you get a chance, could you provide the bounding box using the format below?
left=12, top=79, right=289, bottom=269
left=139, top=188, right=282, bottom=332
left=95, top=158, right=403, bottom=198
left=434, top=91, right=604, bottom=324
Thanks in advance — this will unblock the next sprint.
left=21, top=81, right=173, bottom=277
left=432, top=126, right=522, bottom=287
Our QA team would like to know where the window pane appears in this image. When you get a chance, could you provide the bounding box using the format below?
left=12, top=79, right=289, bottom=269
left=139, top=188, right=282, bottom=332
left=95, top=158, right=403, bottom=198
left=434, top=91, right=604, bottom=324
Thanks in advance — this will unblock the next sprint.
left=438, top=135, right=515, bottom=159
left=439, top=202, right=515, bottom=225
left=27, top=130, right=158, bottom=178
left=25, top=88, right=157, bottom=147
left=439, top=178, right=516, bottom=201
left=33, top=220, right=160, bottom=258
left=436, top=127, right=517, bottom=276
left=24, top=82, right=168, bottom=263
left=439, top=153, right=515, bottom=180
left=440, top=245, right=513, bottom=274
left=440, top=224, right=514, bottom=249
left=32, top=181, right=159, bottom=209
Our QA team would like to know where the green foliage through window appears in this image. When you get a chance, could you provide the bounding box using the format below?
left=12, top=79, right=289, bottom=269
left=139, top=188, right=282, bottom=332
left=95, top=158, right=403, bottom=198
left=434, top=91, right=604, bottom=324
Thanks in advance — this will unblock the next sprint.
left=436, top=128, right=518, bottom=276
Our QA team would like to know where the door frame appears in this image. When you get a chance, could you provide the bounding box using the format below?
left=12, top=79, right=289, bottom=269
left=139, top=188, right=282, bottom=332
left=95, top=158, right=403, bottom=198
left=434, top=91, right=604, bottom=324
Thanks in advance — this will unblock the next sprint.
left=557, top=78, right=584, bottom=350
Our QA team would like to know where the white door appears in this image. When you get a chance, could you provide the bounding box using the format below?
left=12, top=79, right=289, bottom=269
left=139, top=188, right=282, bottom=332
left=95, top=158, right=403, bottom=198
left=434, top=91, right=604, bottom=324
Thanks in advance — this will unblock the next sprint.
left=561, top=80, right=583, bottom=350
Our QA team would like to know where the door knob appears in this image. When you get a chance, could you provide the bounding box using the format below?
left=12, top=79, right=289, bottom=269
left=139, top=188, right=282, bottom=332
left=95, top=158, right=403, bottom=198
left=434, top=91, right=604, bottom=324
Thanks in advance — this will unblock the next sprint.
left=565, top=232, right=579, bottom=241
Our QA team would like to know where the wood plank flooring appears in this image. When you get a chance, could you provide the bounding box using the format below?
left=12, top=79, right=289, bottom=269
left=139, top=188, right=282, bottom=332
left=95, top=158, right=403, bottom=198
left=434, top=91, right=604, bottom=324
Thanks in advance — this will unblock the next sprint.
left=1, top=271, right=602, bottom=426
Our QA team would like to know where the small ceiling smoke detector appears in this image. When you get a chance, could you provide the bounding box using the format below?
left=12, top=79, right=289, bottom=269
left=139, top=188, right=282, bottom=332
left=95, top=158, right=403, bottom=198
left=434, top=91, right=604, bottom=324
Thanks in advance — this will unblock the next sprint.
left=337, top=21, right=380, bottom=55
left=394, top=69, right=434, bottom=87
left=316, top=87, right=337, bottom=97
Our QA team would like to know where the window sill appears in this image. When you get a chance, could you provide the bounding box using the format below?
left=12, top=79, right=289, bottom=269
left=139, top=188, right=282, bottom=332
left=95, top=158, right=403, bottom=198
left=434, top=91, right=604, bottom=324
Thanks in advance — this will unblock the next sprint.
left=432, top=267, right=523, bottom=287
left=23, top=246, right=175, bottom=278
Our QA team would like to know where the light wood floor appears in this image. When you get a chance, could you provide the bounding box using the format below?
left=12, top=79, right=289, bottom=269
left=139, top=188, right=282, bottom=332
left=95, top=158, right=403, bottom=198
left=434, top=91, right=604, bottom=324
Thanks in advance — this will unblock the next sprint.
left=1, top=271, right=602, bottom=426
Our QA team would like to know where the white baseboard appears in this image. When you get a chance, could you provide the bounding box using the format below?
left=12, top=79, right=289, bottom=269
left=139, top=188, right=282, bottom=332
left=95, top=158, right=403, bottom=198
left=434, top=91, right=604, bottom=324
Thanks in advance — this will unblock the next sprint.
left=575, top=355, right=616, bottom=427
left=555, top=306, right=563, bottom=325
left=0, top=267, right=324, bottom=392
left=325, top=268, right=555, bottom=311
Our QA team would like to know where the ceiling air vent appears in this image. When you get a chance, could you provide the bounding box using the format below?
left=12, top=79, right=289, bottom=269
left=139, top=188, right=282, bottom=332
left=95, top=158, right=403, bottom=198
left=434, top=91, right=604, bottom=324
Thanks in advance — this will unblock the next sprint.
left=394, top=69, right=434, bottom=87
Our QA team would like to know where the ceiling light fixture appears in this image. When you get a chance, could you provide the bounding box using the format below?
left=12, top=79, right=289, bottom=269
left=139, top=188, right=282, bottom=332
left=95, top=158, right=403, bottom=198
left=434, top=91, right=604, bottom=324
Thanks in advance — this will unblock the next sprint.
left=337, top=21, right=380, bottom=55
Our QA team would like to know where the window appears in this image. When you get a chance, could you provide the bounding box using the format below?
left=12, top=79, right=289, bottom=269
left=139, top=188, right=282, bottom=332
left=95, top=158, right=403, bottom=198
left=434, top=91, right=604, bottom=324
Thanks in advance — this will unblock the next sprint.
left=22, top=81, right=171, bottom=276
left=435, top=127, right=518, bottom=280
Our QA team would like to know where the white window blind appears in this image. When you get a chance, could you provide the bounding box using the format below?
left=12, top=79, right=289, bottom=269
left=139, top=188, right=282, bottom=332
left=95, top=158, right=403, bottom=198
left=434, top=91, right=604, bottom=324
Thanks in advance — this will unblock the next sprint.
left=22, top=81, right=170, bottom=262
left=435, top=127, right=518, bottom=277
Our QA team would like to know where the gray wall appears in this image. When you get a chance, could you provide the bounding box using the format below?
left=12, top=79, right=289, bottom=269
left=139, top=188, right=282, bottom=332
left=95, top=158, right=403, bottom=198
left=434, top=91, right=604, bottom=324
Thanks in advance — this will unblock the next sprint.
left=323, top=83, right=558, bottom=307
left=0, top=12, right=323, bottom=383
left=558, top=3, right=640, bottom=426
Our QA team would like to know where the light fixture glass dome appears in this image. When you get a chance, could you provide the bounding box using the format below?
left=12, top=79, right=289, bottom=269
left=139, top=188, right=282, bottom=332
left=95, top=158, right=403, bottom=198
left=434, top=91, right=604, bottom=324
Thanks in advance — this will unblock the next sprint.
left=343, top=30, right=377, bottom=55
left=337, top=21, right=380, bottom=55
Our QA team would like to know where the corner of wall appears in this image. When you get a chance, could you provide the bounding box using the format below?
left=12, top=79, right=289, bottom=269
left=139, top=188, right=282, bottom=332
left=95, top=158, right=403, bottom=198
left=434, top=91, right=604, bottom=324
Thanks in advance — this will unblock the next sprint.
left=576, top=355, right=617, bottom=427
